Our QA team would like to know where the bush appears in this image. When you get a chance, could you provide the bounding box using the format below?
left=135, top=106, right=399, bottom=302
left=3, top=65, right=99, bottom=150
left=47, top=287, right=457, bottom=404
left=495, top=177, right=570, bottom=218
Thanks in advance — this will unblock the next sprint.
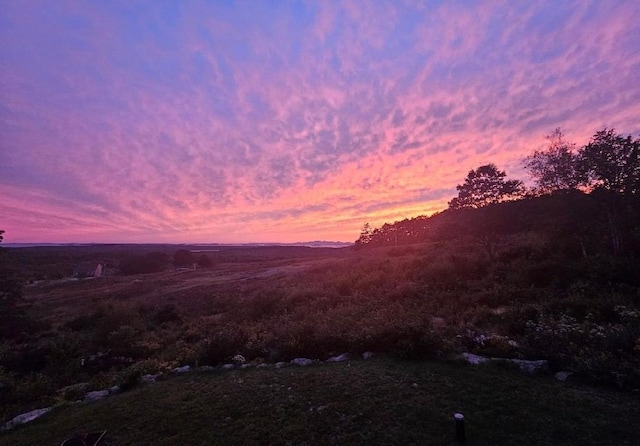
left=154, top=304, right=182, bottom=325
left=116, top=359, right=177, bottom=391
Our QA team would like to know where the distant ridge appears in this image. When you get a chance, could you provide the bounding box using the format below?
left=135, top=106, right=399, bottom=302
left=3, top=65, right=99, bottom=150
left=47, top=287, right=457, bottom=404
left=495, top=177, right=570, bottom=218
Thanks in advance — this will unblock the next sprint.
left=244, top=241, right=353, bottom=248
left=3, top=241, right=353, bottom=249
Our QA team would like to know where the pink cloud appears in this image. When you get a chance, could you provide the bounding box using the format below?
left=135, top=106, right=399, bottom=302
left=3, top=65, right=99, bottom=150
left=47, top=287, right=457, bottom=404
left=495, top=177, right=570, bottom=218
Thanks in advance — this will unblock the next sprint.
left=1, top=1, right=639, bottom=243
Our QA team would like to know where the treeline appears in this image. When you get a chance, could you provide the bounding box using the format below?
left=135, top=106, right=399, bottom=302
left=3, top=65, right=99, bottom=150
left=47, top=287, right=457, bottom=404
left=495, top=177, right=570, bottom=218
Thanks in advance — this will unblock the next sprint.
left=357, top=127, right=640, bottom=251
left=118, top=249, right=212, bottom=275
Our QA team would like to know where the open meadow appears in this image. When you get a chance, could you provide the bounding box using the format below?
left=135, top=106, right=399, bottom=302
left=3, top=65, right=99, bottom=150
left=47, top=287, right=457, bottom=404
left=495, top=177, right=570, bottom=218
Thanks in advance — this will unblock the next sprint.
left=1, top=233, right=640, bottom=444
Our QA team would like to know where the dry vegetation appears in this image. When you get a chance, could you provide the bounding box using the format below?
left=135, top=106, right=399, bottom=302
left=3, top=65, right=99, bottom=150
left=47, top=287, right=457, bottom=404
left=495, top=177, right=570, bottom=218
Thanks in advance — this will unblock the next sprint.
left=2, top=234, right=640, bottom=429
left=2, top=188, right=640, bottom=445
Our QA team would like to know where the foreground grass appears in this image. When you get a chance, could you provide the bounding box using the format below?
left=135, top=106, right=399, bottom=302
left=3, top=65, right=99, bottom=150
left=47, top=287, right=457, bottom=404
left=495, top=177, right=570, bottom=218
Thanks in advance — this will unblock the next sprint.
left=2, top=358, right=639, bottom=446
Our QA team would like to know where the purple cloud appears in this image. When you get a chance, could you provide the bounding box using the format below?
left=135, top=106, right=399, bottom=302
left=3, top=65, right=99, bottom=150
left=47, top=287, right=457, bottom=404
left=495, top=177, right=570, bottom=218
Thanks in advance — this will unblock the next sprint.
left=1, top=0, right=639, bottom=243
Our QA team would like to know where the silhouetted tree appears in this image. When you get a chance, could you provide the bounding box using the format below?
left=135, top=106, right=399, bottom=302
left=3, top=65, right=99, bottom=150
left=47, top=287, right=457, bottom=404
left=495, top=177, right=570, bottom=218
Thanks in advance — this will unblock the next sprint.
left=576, top=129, right=640, bottom=255
left=356, top=223, right=373, bottom=246
left=579, top=128, right=640, bottom=195
left=524, top=128, right=583, bottom=194
left=448, top=164, right=524, bottom=209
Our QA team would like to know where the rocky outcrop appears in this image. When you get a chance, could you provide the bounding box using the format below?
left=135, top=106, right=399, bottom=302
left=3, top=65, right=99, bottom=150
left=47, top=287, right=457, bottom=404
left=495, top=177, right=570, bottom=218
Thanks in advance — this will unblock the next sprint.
left=84, top=390, right=109, bottom=402
left=554, top=371, right=574, bottom=381
left=140, top=374, right=158, bottom=383
left=1, top=407, right=52, bottom=431
left=326, top=353, right=350, bottom=362
left=461, top=352, right=548, bottom=374
left=291, top=358, right=314, bottom=366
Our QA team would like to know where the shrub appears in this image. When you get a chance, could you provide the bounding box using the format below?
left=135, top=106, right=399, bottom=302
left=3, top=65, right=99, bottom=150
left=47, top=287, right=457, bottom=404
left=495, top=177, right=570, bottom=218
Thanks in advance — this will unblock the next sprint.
left=116, top=359, right=177, bottom=391
left=154, top=303, right=182, bottom=325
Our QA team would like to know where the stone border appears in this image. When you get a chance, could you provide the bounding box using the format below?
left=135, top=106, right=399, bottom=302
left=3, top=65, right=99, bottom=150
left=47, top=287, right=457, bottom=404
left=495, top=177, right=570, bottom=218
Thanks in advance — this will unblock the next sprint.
left=2, top=352, right=375, bottom=431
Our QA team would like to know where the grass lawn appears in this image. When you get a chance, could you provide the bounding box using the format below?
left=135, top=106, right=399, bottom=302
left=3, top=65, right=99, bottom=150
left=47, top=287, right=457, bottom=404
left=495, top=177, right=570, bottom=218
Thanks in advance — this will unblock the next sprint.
left=2, top=358, right=639, bottom=446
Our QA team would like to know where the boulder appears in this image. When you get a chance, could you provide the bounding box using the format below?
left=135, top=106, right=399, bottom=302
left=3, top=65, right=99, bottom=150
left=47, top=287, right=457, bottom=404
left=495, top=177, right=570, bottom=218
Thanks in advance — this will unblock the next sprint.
left=1, top=407, right=52, bottom=431
left=222, top=363, right=235, bottom=370
left=140, top=374, right=157, bottom=383
left=109, top=385, right=121, bottom=394
left=173, top=365, right=191, bottom=374
left=84, top=389, right=109, bottom=402
left=461, top=352, right=489, bottom=365
left=555, top=371, right=574, bottom=381
left=256, top=363, right=270, bottom=369
left=461, top=352, right=548, bottom=374
left=291, top=358, right=314, bottom=366
left=275, top=362, right=288, bottom=369
left=362, top=351, right=374, bottom=360
left=509, top=358, right=548, bottom=374
left=326, top=353, right=350, bottom=363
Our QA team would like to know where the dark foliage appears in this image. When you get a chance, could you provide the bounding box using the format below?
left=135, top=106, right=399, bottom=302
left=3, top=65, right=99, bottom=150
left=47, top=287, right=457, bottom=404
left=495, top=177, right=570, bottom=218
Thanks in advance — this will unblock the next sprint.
left=196, top=254, right=212, bottom=268
left=173, top=249, right=195, bottom=268
left=448, top=164, right=524, bottom=209
left=119, top=252, right=168, bottom=275
left=579, top=128, right=640, bottom=195
left=524, top=128, right=583, bottom=194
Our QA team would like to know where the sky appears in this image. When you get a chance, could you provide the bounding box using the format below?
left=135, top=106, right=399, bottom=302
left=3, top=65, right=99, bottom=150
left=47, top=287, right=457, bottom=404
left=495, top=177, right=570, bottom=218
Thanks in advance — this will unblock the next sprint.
left=1, top=1, right=639, bottom=244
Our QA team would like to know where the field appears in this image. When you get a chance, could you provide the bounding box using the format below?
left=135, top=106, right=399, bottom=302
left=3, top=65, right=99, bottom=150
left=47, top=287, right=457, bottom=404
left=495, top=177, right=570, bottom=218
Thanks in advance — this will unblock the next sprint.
left=1, top=240, right=640, bottom=444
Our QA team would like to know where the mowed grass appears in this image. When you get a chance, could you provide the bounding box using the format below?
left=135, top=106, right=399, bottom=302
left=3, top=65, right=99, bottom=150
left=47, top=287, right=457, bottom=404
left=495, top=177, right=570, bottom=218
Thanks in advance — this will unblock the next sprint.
left=2, top=358, right=639, bottom=446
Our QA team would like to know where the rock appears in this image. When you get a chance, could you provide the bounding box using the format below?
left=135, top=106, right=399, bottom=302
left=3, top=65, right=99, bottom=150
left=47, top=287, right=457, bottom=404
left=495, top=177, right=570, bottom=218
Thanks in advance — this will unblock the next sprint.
left=173, top=365, right=191, bottom=374
left=291, top=358, right=314, bottom=366
left=222, top=363, right=235, bottom=370
left=275, top=362, right=288, bottom=369
left=232, top=354, right=246, bottom=364
left=461, top=352, right=489, bottom=365
left=1, top=407, right=52, bottom=431
left=109, top=385, right=121, bottom=394
left=84, top=390, right=109, bottom=402
left=198, top=366, right=216, bottom=372
left=256, top=363, right=270, bottom=369
left=555, top=371, right=574, bottom=381
left=326, top=353, right=350, bottom=363
left=461, top=353, right=548, bottom=374
left=140, top=374, right=157, bottom=383
left=508, top=359, right=548, bottom=374
left=362, top=351, right=374, bottom=360
left=240, top=363, right=255, bottom=369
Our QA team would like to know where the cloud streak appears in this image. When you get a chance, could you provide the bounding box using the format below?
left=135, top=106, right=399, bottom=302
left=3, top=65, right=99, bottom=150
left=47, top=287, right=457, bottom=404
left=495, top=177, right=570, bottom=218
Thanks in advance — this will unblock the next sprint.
left=1, top=0, right=639, bottom=243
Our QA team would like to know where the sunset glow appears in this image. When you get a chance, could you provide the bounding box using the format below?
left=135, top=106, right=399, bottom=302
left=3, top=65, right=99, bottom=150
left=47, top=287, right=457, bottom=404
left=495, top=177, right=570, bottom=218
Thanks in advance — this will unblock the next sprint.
left=2, top=1, right=639, bottom=243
